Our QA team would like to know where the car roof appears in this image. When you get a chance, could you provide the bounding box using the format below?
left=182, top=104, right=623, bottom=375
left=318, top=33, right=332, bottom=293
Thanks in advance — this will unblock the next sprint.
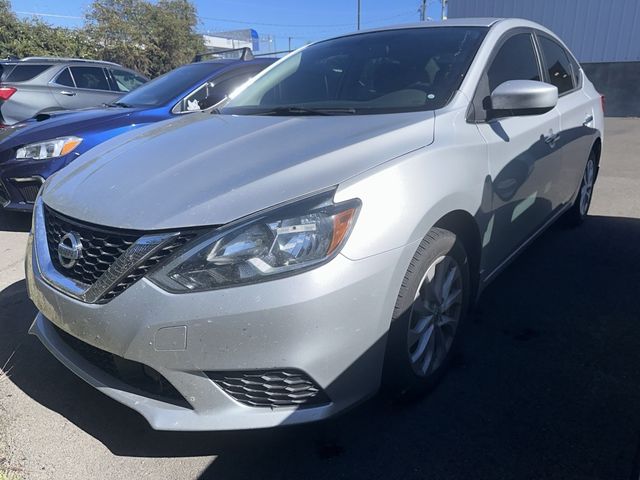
left=354, top=17, right=502, bottom=35
left=18, top=57, right=122, bottom=67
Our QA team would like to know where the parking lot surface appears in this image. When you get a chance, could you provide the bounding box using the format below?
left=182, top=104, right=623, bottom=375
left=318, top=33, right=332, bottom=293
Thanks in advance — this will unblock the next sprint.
left=1, top=118, right=639, bottom=480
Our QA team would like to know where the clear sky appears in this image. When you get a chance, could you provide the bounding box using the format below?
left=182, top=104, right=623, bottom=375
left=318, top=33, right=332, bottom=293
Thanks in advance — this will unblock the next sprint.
left=10, top=0, right=446, bottom=51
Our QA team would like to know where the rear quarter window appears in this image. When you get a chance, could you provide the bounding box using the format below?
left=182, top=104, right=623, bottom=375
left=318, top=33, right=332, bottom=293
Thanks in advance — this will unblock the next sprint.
left=538, top=36, right=575, bottom=95
left=4, top=64, right=52, bottom=82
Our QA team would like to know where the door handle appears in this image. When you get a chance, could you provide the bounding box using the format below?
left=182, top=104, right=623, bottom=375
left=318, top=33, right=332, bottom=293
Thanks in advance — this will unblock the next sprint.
left=544, top=131, right=560, bottom=146
left=583, top=115, right=594, bottom=126
left=59, top=90, right=76, bottom=96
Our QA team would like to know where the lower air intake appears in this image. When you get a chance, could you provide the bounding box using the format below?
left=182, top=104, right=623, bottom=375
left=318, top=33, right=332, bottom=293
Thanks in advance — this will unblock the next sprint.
left=53, top=322, right=191, bottom=408
left=208, top=369, right=330, bottom=408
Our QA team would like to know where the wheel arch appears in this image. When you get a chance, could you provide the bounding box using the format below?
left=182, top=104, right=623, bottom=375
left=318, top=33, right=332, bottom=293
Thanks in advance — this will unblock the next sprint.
left=592, top=136, right=602, bottom=168
left=433, top=209, right=482, bottom=303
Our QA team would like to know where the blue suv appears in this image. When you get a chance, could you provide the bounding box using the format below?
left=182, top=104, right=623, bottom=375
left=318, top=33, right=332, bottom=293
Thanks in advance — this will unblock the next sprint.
left=0, top=57, right=274, bottom=211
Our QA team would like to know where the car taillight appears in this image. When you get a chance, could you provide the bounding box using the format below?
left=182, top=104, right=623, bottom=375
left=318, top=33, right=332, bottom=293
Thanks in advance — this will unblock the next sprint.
left=0, top=87, right=16, bottom=101
left=600, top=94, right=605, bottom=113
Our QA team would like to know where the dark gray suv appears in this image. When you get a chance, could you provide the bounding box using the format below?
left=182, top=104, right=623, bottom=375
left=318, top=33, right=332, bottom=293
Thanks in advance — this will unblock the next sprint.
left=0, top=57, right=147, bottom=126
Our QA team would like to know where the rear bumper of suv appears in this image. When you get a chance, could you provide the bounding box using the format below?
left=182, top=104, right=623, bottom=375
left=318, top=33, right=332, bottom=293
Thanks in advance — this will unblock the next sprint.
left=26, top=220, right=415, bottom=430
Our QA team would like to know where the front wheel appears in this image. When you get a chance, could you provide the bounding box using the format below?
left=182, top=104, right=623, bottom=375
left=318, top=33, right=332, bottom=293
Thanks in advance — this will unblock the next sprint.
left=565, top=151, right=597, bottom=226
left=383, top=227, right=471, bottom=397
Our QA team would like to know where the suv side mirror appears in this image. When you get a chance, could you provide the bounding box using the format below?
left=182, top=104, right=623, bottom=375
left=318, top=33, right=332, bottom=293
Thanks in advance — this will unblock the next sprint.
left=490, top=80, right=558, bottom=117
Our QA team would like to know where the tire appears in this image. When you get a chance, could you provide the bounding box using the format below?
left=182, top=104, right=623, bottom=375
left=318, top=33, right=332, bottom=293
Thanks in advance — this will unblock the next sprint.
left=565, top=150, right=597, bottom=227
left=383, top=227, right=471, bottom=397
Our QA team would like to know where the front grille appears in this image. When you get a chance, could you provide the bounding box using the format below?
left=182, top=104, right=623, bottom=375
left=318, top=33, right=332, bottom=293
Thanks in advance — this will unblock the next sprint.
left=52, top=323, right=191, bottom=408
left=0, top=180, right=9, bottom=206
left=44, top=206, right=199, bottom=301
left=45, top=206, right=140, bottom=285
left=208, top=369, right=330, bottom=408
left=14, top=179, right=43, bottom=203
left=100, top=233, right=196, bottom=301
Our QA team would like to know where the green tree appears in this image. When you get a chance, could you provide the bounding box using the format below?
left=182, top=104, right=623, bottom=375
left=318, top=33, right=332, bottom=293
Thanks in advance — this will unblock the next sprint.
left=0, top=0, right=95, bottom=60
left=85, top=0, right=204, bottom=77
left=145, top=0, right=204, bottom=76
left=0, top=0, right=204, bottom=78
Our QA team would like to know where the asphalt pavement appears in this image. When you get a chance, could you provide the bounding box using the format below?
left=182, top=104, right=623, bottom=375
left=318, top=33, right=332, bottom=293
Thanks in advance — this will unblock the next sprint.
left=0, top=117, right=639, bottom=480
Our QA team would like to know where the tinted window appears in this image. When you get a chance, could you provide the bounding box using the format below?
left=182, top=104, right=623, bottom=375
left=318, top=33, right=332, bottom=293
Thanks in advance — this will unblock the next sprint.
left=538, top=36, right=575, bottom=94
left=54, top=68, right=75, bottom=87
left=487, top=34, right=540, bottom=92
left=70, top=66, right=110, bottom=90
left=0, top=64, right=15, bottom=82
left=119, top=63, right=225, bottom=107
left=110, top=69, right=147, bottom=92
left=223, top=27, right=487, bottom=114
left=5, top=64, right=51, bottom=82
left=176, top=71, right=259, bottom=112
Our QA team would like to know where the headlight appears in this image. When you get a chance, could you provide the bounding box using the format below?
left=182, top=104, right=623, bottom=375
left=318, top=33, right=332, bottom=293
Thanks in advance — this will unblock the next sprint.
left=149, top=190, right=360, bottom=292
left=16, top=136, right=82, bottom=160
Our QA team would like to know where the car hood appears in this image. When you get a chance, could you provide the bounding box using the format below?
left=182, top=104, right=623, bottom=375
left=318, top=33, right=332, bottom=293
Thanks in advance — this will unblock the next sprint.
left=0, top=108, right=143, bottom=151
left=42, top=111, right=435, bottom=230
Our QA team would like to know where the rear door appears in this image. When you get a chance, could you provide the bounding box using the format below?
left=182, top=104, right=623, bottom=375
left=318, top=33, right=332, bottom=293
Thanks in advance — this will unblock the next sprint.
left=535, top=33, right=597, bottom=204
left=50, top=66, right=120, bottom=110
left=472, top=30, right=562, bottom=273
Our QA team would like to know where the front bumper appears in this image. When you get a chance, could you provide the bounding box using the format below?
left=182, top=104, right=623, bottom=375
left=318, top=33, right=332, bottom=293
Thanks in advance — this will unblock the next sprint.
left=0, top=155, right=72, bottom=211
left=26, top=228, right=415, bottom=430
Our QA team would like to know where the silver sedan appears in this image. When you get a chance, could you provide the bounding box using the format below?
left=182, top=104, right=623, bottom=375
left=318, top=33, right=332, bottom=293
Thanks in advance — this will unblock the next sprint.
left=26, top=18, right=603, bottom=430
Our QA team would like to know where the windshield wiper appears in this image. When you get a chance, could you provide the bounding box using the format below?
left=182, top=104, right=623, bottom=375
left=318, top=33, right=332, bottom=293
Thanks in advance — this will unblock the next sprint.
left=254, top=106, right=357, bottom=116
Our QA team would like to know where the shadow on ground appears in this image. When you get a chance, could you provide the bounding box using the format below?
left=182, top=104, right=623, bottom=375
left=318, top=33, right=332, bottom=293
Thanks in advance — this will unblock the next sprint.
left=1, top=215, right=640, bottom=479
left=0, top=211, right=31, bottom=233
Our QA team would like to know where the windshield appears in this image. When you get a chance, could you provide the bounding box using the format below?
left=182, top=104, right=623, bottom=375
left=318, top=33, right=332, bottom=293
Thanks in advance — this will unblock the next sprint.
left=118, top=63, right=224, bottom=107
left=222, top=27, right=487, bottom=115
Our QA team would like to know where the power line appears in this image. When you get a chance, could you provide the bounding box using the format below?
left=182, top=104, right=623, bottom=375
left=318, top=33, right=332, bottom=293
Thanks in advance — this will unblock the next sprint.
left=15, top=8, right=418, bottom=34
left=15, top=11, right=83, bottom=20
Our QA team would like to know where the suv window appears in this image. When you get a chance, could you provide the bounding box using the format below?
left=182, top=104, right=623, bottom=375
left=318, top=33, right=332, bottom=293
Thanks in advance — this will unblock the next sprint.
left=5, top=64, right=51, bottom=82
left=538, top=36, right=575, bottom=94
left=69, top=66, right=110, bottom=91
left=54, top=68, right=75, bottom=87
left=109, top=69, right=147, bottom=92
left=486, top=33, right=540, bottom=92
left=0, top=64, right=15, bottom=82
left=175, top=70, right=259, bottom=113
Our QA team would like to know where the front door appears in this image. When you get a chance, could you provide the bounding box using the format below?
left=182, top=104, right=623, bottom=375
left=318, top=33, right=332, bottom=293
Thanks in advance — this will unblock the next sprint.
left=473, top=31, right=562, bottom=274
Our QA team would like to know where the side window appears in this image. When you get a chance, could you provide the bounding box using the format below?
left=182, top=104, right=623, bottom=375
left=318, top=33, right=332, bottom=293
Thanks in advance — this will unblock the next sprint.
left=54, top=68, right=75, bottom=87
left=69, top=66, right=111, bottom=91
left=538, top=36, right=575, bottom=94
left=486, top=33, right=540, bottom=92
left=5, top=65, right=51, bottom=82
left=176, top=71, right=258, bottom=113
left=110, top=69, right=146, bottom=92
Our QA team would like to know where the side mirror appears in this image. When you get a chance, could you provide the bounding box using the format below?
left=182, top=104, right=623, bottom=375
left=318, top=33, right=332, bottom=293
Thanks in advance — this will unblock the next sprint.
left=490, top=80, right=558, bottom=117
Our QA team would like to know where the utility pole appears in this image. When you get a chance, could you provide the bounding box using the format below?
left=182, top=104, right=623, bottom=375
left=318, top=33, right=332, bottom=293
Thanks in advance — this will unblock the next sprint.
left=357, top=0, right=361, bottom=30
left=441, top=0, right=448, bottom=20
left=288, top=37, right=292, bottom=51
left=419, top=0, right=427, bottom=21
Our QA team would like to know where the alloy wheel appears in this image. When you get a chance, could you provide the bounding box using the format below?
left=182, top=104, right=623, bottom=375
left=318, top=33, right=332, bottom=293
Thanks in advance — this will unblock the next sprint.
left=407, top=255, right=463, bottom=377
left=580, top=157, right=596, bottom=216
